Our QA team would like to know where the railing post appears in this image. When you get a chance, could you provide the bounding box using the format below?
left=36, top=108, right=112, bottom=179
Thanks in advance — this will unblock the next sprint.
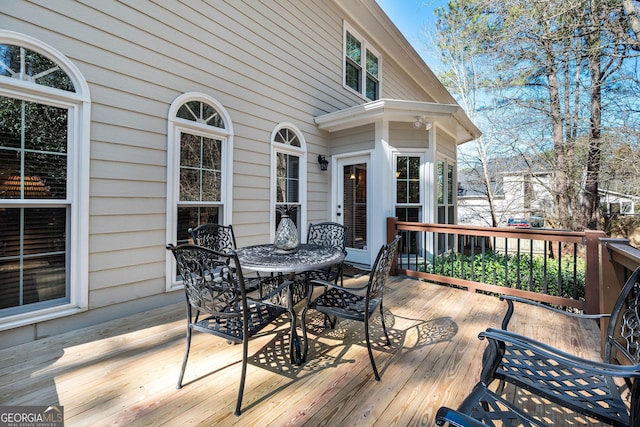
left=598, top=237, right=630, bottom=355
left=584, top=230, right=606, bottom=314
left=387, top=217, right=398, bottom=275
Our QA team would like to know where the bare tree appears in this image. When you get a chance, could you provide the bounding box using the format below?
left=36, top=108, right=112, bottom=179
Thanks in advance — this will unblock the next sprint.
left=431, top=0, right=640, bottom=231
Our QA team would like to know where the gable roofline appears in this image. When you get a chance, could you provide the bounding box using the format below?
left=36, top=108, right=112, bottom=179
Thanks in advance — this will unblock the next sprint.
left=332, top=0, right=481, bottom=143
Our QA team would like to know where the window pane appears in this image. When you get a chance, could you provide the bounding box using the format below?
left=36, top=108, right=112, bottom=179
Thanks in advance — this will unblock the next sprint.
left=201, top=170, right=221, bottom=200
left=177, top=206, right=219, bottom=246
left=409, top=181, right=420, bottom=203
left=0, top=97, right=68, bottom=200
left=343, top=163, right=367, bottom=249
left=180, top=133, right=200, bottom=168
left=409, top=157, right=420, bottom=179
left=179, top=169, right=199, bottom=201
left=275, top=128, right=300, bottom=147
left=345, top=60, right=361, bottom=92
left=0, top=44, right=75, bottom=91
left=346, top=32, right=361, bottom=63
left=202, top=137, right=222, bottom=170
left=179, top=132, right=221, bottom=202
left=276, top=152, right=300, bottom=203
left=396, top=156, right=420, bottom=204
left=365, top=76, right=378, bottom=100
left=176, top=101, right=225, bottom=128
left=366, top=50, right=378, bottom=78
left=0, top=207, right=68, bottom=311
left=396, top=181, right=407, bottom=203
left=24, top=102, right=67, bottom=153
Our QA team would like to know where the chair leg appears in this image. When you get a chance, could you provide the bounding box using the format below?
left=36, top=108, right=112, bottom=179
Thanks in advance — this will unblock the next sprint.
left=177, top=326, right=192, bottom=389
left=364, top=317, right=381, bottom=380
left=235, top=338, right=249, bottom=416
left=379, top=302, right=391, bottom=346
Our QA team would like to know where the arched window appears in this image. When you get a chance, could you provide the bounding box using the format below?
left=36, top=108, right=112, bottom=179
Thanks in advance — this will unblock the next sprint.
left=0, top=31, right=90, bottom=326
left=166, top=93, right=233, bottom=288
left=271, top=124, right=306, bottom=241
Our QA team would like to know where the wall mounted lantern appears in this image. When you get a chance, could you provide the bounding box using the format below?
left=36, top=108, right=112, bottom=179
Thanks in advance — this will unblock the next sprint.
left=317, top=155, right=329, bottom=171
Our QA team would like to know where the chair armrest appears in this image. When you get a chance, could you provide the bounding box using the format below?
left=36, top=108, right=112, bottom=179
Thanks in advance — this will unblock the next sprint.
left=499, top=295, right=610, bottom=330
left=435, top=407, right=488, bottom=427
left=480, top=327, right=640, bottom=378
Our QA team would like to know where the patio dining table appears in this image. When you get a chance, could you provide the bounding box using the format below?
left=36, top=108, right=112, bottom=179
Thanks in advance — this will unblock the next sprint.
left=236, top=243, right=345, bottom=365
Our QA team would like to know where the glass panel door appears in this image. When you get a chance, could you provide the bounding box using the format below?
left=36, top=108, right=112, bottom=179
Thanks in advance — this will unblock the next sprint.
left=337, top=156, right=369, bottom=265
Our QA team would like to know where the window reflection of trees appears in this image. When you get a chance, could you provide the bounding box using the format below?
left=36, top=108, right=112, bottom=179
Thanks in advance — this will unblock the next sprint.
left=0, top=43, right=75, bottom=312
left=179, top=134, right=221, bottom=202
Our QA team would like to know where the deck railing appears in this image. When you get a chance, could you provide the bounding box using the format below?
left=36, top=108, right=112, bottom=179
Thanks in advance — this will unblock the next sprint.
left=386, top=217, right=606, bottom=313
left=386, top=217, right=640, bottom=355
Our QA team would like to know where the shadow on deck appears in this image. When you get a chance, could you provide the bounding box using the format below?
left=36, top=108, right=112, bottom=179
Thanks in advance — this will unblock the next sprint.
left=0, top=276, right=609, bottom=426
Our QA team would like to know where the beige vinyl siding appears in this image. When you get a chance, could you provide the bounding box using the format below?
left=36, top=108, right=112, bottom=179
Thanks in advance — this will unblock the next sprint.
left=381, top=59, right=436, bottom=102
left=389, top=122, right=430, bottom=149
left=329, top=125, right=376, bottom=155
left=1, top=0, right=461, bottom=343
left=436, top=128, right=458, bottom=160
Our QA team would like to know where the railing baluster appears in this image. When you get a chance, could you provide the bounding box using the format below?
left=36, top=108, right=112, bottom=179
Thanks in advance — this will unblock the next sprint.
left=516, top=238, right=521, bottom=290
left=557, top=241, right=562, bottom=298
left=573, top=242, right=578, bottom=299
left=389, top=219, right=599, bottom=312
left=504, top=237, right=509, bottom=288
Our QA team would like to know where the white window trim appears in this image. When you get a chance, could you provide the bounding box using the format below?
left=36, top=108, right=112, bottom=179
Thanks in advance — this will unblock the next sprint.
left=270, top=123, right=307, bottom=242
left=342, top=21, right=382, bottom=101
left=393, top=151, right=427, bottom=222
left=437, top=155, right=457, bottom=222
left=0, top=30, right=91, bottom=331
left=165, top=92, right=234, bottom=291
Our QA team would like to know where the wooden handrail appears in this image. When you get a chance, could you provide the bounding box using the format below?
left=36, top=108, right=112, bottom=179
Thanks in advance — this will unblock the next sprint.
left=387, top=217, right=607, bottom=312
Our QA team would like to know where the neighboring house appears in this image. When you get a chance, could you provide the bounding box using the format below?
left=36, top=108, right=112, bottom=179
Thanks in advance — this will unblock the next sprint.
left=459, top=163, right=638, bottom=227
left=458, top=168, right=554, bottom=227
left=0, top=0, right=480, bottom=348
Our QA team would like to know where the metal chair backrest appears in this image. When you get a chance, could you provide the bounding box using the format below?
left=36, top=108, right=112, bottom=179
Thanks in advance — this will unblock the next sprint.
left=189, top=223, right=237, bottom=254
left=307, top=222, right=348, bottom=252
left=605, top=266, right=640, bottom=366
left=167, top=244, right=246, bottom=315
left=367, top=235, right=401, bottom=302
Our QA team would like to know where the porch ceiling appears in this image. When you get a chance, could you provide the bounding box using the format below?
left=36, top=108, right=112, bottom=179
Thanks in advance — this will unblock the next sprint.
left=314, top=98, right=481, bottom=144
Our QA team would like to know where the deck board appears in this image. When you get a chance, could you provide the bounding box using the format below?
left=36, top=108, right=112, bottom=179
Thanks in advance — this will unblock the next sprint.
left=0, top=276, right=609, bottom=426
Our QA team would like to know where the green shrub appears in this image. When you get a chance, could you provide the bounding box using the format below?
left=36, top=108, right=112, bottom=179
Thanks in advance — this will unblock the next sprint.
left=421, top=252, right=586, bottom=300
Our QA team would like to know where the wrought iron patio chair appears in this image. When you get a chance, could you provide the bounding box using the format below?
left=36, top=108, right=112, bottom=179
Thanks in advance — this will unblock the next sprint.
left=306, top=222, right=348, bottom=285
left=189, top=223, right=262, bottom=291
left=166, top=244, right=292, bottom=416
left=189, top=223, right=237, bottom=253
left=301, top=235, right=401, bottom=380
left=436, top=265, right=640, bottom=426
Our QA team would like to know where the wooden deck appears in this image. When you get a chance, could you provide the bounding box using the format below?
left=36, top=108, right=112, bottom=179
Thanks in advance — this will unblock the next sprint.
left=0, top=276, right=610, bottom=426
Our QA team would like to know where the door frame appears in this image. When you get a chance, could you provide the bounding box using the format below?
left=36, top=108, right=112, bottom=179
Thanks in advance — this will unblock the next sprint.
left=333, top=152, right=372, bottom=266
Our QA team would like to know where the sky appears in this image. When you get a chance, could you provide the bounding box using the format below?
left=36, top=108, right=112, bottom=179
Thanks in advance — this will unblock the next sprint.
left=375, top=0, right=445, bottom=69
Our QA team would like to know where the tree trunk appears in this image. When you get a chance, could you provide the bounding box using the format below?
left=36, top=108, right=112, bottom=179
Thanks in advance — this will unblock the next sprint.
left=582, top=49, right=603, bottom=230
left=545, top=44, right=571, bottom=230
